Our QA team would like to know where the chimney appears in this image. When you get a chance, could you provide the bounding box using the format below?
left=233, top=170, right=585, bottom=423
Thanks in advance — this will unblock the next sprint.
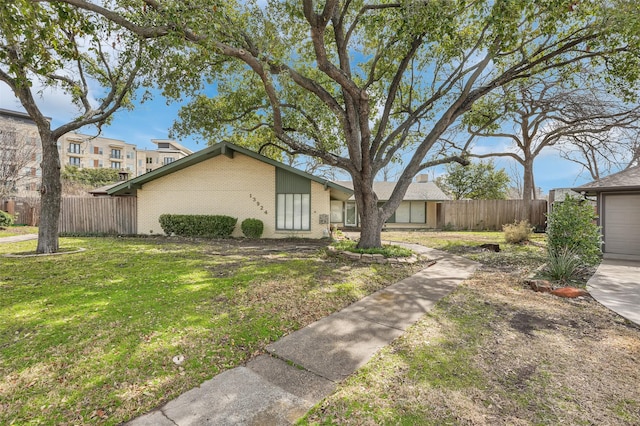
left=415, top=174, right=429, bottom=183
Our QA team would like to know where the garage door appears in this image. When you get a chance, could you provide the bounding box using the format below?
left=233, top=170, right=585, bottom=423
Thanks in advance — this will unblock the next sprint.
left=604, top=194, right=640, bottom=256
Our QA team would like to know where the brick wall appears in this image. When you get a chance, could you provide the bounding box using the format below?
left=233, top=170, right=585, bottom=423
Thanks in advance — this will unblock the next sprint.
left=137, top=152, right=331, bottom=238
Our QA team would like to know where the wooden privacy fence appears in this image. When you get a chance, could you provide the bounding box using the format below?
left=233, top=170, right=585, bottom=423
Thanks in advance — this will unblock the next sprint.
left=1, top=197, right=40, bottom=225
left=59, top=197, right=137, bottom=234
left=438, top=199, right=548, bottom=231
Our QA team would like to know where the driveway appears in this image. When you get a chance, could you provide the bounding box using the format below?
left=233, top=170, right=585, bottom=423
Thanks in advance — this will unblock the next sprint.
left=587, top=259, right=640, bottom=326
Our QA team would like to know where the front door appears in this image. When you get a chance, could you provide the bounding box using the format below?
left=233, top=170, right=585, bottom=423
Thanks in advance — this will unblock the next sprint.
left=345, top=201, right=357, bottom=227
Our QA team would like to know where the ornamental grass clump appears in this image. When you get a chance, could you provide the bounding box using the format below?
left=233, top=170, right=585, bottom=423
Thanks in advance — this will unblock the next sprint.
left=503, top=220, right=533, bottom=244
left=547, top=246, right=582, bottom=282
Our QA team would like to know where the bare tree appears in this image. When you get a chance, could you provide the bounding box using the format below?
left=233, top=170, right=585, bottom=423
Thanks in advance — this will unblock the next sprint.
left=0, top=126, right=38, bottom=198
left=556, top=127, right=640, bottom=180
left=455, top=75, right=640, bottom=204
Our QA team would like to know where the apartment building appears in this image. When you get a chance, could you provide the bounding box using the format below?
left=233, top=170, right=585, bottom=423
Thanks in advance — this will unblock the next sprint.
left=1, top=108, right=196, bottom=195
left=135, top=139, right=193, bottom=176
left=57, top=132, right=138, bottom=174
left=0, top=108, right=43, bottom=194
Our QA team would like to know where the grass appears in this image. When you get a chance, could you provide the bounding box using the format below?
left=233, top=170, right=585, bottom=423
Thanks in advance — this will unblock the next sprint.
left=301, top=231, right=640, bottom=425
left=0, top=225, right=38, bottom=237
left=331, top=239, right=413, bottom=258
left=0, top=236, right=426, bottom=425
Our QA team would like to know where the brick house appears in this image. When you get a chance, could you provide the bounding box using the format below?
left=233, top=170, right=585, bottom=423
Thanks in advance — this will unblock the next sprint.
left=107, top=141, right=353, bottom=238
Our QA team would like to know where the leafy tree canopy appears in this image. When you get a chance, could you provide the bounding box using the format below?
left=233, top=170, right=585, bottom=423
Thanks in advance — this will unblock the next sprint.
left=61, top=166, right=120, bottom=188
left=437, top=160, right=510, bottom=200
left=35, top=0, right=640, bottom=247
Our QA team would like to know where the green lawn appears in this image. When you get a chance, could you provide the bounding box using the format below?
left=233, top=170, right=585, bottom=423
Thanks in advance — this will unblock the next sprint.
left=0, top=236, right=424, bottom=425
left=0, top=226, right=38, bottom=238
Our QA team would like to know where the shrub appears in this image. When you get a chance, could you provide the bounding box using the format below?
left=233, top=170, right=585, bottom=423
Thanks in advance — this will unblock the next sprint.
left=158, top=214, right=237, bottom=238
left=241, top=218, right=264, bottom=238
left=546, top=195, right=600, bottom=266
left=0, top=210, right=14, bottom=227
left=547, top=246, right=582, bottom=282
left=503, top=220, right=532, bottom=244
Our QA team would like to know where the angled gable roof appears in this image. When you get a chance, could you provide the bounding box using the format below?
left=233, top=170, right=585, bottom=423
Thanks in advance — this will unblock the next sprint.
left=335, top=180, right=450, bottom=201
left=107, top=141, right=353, bottom=199
left=572, top=165, right=640, bottom=194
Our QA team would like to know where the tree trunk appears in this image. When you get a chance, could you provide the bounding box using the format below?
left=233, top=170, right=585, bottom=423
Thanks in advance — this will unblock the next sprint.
left=36, top=131, right=61, bottom=254
left=357, top=201, right=384, bottom=248
left=521, top=159, right=534, bottom=223
left=352, top=175, right=384, bottom=249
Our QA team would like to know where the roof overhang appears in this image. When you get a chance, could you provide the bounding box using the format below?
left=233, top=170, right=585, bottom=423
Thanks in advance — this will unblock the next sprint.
left=571, top=185, right=640, bottom=196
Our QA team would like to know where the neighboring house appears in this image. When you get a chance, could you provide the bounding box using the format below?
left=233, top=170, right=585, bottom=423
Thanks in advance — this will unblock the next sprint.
left=548, top=187, right=596, bottom=215
left=572, top=165, right=640, bottom=260
left=332, top=175, right=450, bottom=229
left=107, top=141, right=353, bottom=239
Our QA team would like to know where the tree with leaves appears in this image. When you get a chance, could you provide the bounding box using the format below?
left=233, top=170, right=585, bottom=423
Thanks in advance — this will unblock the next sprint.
left=0, top=1, right=148, bottom=252
left=46, top=0, right=640, bottom=247
left=437, top=160, right=510, bottom=200
left=61, top=166, right=120, bottom=188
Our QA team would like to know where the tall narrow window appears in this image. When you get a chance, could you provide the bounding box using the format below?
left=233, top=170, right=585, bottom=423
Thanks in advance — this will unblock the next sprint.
left=277, top=193, right=310, bottom=230
left=276, top=169, right=311, bottom=231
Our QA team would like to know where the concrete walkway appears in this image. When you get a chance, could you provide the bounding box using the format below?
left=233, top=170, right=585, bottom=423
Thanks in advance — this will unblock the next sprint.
left=127, top=244, right=478, bottom=425
left=0, top=234, right=38, bottom=243
left=587, top=259, right=640, bottom=326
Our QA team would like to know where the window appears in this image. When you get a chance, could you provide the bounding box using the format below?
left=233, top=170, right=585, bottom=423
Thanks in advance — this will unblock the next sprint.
left=146, top=168, right=153, bottom=173
left=111, top=161, right=121, bottom=169
left=276, top=169, right=311, bottom=231
left=163, top=157, right=175, bottom=165
left=330, top=200, right=343, bottom=222
left=68, top=143, right=81, bottom=154
left=110, top=148, right=122, bottom=159
left=387, top=201, right=426, bottom=224
left=277, top=194, right=310, bottom=230
left=146, top=157, right=153, bottom=164
left=69, top=157, right=81, bottom=166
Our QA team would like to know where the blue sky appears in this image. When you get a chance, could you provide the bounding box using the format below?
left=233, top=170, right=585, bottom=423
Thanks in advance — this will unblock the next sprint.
left=0, top=83, right=596, bottom=194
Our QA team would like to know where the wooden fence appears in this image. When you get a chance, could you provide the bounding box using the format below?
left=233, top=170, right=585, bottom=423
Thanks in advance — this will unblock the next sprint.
left=438, top=199, right=548, bottom=231
left=59, top=197, right=137, bottom=234
left=1, top=196, right=40, bottom=226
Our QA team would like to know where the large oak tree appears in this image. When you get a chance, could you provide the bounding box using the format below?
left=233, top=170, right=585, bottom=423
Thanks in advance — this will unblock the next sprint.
left=48, top=0, right=640, bottom=247
left=0, top=1, right=148, bottom=252
left=454, top=74, right=640, bottom=207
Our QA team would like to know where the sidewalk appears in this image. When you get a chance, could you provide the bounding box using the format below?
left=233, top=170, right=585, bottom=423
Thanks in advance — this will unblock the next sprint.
left=128, top=244, right=478, bottom=426
left=587, top=259, right=640, bottom=326
left=0, top=234, right=38, bottom=243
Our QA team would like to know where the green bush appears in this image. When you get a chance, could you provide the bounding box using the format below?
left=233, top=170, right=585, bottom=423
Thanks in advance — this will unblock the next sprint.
left=503, top=220, right=532, bottom=244
left=0, top=210, right=14, bottom=227
left=547, top=246, right=582, bottom=282
left=158, top=214, right=237, bottom=238
left=546, top=196, right=601, bottom=266
left=241, top=218, right=264, bottom=238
